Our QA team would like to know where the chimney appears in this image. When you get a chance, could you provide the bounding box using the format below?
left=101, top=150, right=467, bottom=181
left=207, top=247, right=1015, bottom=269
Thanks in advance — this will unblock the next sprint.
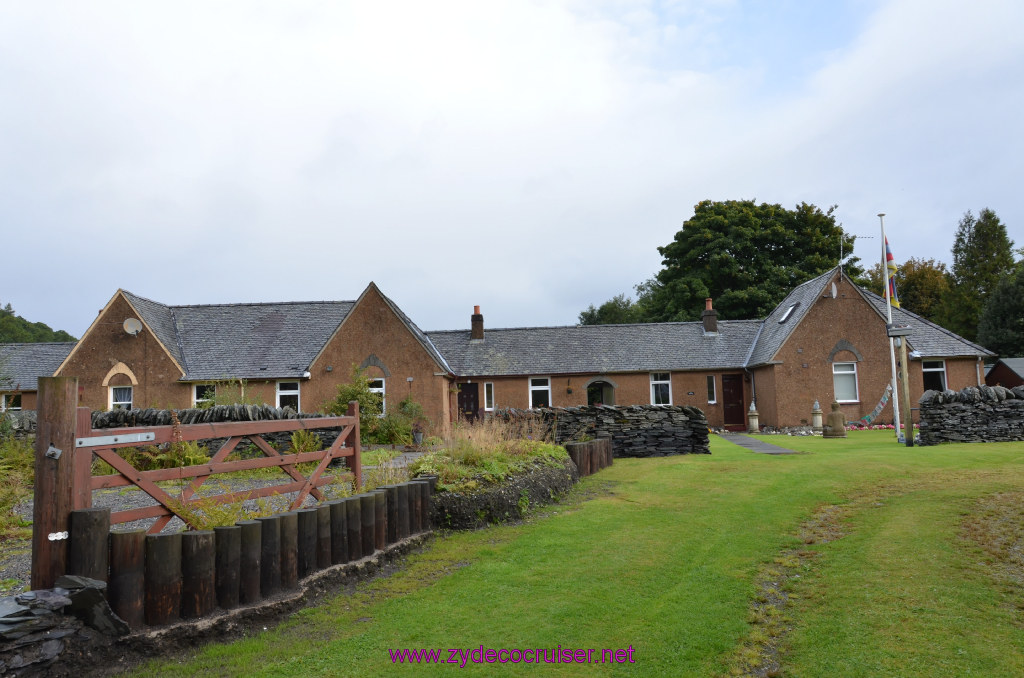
left=702, top=298, right=718, bottom=334
left=471, top=305, right=484, bottom=341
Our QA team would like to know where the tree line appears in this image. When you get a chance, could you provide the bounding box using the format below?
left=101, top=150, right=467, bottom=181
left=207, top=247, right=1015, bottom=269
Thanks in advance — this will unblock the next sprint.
left=579, top=201, right=1023, bottom=358
left=0, top=302, right=77, bottom=344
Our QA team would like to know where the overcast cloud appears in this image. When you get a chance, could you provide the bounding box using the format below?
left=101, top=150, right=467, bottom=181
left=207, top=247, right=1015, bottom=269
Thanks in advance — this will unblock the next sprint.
left=2, top=0, right=1022, bottom=337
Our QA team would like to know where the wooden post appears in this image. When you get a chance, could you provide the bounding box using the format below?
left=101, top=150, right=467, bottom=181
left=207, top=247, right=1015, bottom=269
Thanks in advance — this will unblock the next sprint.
left=316, top=504, right=332, bottom=570
left=328, top=501, right=348, bottom=564
left=297, top=509, right=318, bottom=578
left=408, top=482, right=422, bottom=534
left=396, top=484, right=410, bottom=540
left=279, top=512, right=299, bottom=590
left=417, top=480, right=432, bottom=531
left=347, top=400, right=362, bottom=491
left=345, top=496, right=362, bottom=560
left=565, top=442, right=581, bottom=475
left=214, top=525, right=241, bottom=609
left=236, top=520, right=262, bottom=604
left=145, top=533, right=182, bottom=626
left=73, top=407, right=93, bottom=510
left=31, top=376, right=78, bottom=590
left=181, top=530, right=216, bottom=619
left=109, top=530, right=145, bottom=628
left=383, top=486, right=399, bottom=544
left=372, top=490, right=386, bottom=551
left=898, top=338, right=914, bottom=447
left=258, top=515, right=281, bottom=597
left=68, top=507, right=110, bottom=582
left=360, top=494, right=375, bottom=555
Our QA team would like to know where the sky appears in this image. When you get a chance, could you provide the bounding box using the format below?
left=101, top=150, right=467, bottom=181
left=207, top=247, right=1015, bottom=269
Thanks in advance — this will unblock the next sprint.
left=2, top=0, right=1022, bottom=338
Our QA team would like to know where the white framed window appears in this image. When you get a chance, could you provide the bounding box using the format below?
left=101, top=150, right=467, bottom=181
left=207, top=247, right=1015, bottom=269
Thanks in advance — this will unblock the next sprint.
left=368, top=378, right=385, bottom=415
left=193, top=384, right=216, bottom=407
left=484, top=382, right=495, bottom=411
left=832, top=363, right=859, bottom=403
left=529, top=377, right=551, bottom=408
left=276, top=381, right=300, bottom=411
left=1, top=394, right=22, bottom=411
left=109, top=386, right=133, bottom=410
left=707, top=375, right=717, bottom=404
left=650, top=372, right=672, bottom=406
left=922, top=360, right=947, bottom=392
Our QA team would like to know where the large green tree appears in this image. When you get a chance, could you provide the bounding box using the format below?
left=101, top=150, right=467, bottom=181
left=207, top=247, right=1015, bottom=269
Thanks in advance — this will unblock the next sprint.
left=578, top=294, right=641, bottom=325
left=977, top=265, right=1024, bottom=357
left=864, top=257, right=950, bottom=323
left=632, top=200, right=861, bottom=322
left=0, top=301, right=76, bottom=343
left=939, top=209, right=1017, bottom=342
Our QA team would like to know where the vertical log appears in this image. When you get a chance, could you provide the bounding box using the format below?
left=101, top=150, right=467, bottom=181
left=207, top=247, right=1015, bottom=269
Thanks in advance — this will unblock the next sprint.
left=565, top=443, right=581, bottom=476
left=145, top=533, right=182, bottom=626
left=396, top=483, right=410, bottom=540
left=68, top=507, right=110, bottom=582
left=237, top=520, right=262, bottom=604
left=213, top=525, right=241, bottom=610
left=372, top=490, right=386, bottom=551
left=346, top=496, right=362, bottom=561
left=72, top=408, right=93, bottom=510
left=296, top=508, right=318, bottom=578
left=258, top=515, right=281, bottom=597
left=416, top=480, right=432, bottom=531
left=316, top=504, right=332, bottom=569
left=181, top=531, right=216, bottom=619
left=328, top=500, right=348, bottom=564
left=383, top=486, right=398, bottom=544
left=408, top=482, right=422, bottom=534
left=279, top=512, right=299, bottom=591
left=108, top=530, right=145, bottom=629
left=360, top=494, right=375, bottom=555
left=31, top=376, right=78, bottom=590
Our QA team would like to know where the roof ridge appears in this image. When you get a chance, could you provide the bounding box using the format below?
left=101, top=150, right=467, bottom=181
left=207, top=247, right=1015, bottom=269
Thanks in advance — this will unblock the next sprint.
left=0, top=341, right=78, bottom=347
left=860, top=288, right=994, bottom=355
left=426, top=319, right=763, bottom=334
left=169, top=299, right=355, bottom=310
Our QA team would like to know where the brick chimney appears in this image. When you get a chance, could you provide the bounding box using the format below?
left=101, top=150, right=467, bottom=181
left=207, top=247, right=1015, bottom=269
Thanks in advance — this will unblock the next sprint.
left=702, top=298, right=719, bottom=334
left=471, top=305, right=484, bottom=341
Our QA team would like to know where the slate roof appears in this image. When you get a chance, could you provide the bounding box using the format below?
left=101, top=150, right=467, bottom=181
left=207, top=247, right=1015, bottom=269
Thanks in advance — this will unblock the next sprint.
left=746, top=268, right=838, bottom=367
left=0, top=342, right=76, bottom=391
left=860, top=290, right=994, bottom=359
left=426, top=320, right=763, bottom=377
left=121, top=291, right=355, bottom=380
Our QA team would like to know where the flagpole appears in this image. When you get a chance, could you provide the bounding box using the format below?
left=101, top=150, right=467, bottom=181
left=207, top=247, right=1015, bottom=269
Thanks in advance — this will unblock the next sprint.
left=879, top=213, right=903, bottom=443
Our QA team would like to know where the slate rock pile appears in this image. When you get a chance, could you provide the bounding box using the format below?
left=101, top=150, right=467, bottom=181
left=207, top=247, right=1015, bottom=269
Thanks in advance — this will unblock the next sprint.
left=497, top=404, right=711, bottom=457
left=0, top=576, right=128, bottom=677
left=918, top=385, right=1024, bottom=445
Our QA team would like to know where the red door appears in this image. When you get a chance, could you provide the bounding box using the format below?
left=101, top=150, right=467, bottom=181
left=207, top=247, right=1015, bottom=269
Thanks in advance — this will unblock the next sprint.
left=722, top=375, right=745, bottom=431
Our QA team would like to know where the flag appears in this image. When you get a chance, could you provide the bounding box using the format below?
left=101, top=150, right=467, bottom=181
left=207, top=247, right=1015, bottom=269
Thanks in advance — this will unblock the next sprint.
left=884, top=237, right=900, bottom=308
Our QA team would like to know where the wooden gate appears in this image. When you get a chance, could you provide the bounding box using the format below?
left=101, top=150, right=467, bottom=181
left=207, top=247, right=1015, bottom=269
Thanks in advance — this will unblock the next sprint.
left=31, top=376, right=361, bottom=589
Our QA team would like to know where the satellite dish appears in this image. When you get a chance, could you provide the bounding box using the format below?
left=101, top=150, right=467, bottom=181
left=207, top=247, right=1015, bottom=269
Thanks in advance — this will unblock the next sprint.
left=123, top=318, right=143, bottom=336
left=831, top=282, right=838, bottom=298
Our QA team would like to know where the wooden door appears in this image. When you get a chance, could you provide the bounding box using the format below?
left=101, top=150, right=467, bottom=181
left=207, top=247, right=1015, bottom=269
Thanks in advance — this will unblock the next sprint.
left=457, top=383, right=480, bottom=422
left=722, top=374, right=745, bottom=430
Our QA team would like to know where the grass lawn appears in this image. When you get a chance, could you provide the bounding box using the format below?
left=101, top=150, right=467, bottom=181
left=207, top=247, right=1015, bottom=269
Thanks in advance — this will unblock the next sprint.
left=130, top=431, right=1024, bottom=677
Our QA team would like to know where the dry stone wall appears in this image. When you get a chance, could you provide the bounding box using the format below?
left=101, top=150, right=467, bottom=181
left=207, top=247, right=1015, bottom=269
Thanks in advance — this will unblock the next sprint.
left=497, top=405, right=710, bottom=457
left=918, top=385, right=1024, bottom=445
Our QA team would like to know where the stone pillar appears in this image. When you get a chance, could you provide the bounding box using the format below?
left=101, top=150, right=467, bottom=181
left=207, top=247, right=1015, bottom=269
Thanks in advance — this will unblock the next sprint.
left=811, top=400, right=823, bottom=435
left=746, top=401, right=759, bottom=433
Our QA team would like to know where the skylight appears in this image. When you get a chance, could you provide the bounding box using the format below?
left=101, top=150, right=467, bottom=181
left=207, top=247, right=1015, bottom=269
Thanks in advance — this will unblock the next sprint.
left=778, top=303, right=799, bottom=323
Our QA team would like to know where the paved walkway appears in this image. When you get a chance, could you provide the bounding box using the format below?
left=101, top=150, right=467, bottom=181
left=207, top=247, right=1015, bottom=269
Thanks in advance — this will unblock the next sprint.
left=717, top=432, right=799, bottom=455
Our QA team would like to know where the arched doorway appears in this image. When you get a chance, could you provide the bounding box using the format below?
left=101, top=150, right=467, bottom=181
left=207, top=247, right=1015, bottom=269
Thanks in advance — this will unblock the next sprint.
left=586, top=380, right=616, bottom=406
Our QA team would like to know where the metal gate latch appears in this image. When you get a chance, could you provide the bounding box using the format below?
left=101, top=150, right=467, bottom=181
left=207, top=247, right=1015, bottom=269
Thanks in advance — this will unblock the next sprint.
left=45, top=444, right=62, bottom=460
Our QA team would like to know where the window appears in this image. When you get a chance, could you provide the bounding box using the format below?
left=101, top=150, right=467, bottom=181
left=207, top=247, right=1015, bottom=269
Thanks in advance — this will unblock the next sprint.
left=650, top=372, right=672, bottom=406
left=110, top=386, right=133, bottom=410
left=276, top=381, right=300, bottom=411
left=529, top=377, right=551, bottom=408
left=193, top=384, right=216, bottom=407
left=832, top=363, right=859, bottom=402
left=368, top=378, right=385, bottom=415
left=1, top=394, right=22, bottom=411
left=778, top=303, right=800, bottom=323
left=706, top=375, right=717, bottom=404
left=922, top=360, right=947, bottom=392
left=484, top=382, right=495, bottom=411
